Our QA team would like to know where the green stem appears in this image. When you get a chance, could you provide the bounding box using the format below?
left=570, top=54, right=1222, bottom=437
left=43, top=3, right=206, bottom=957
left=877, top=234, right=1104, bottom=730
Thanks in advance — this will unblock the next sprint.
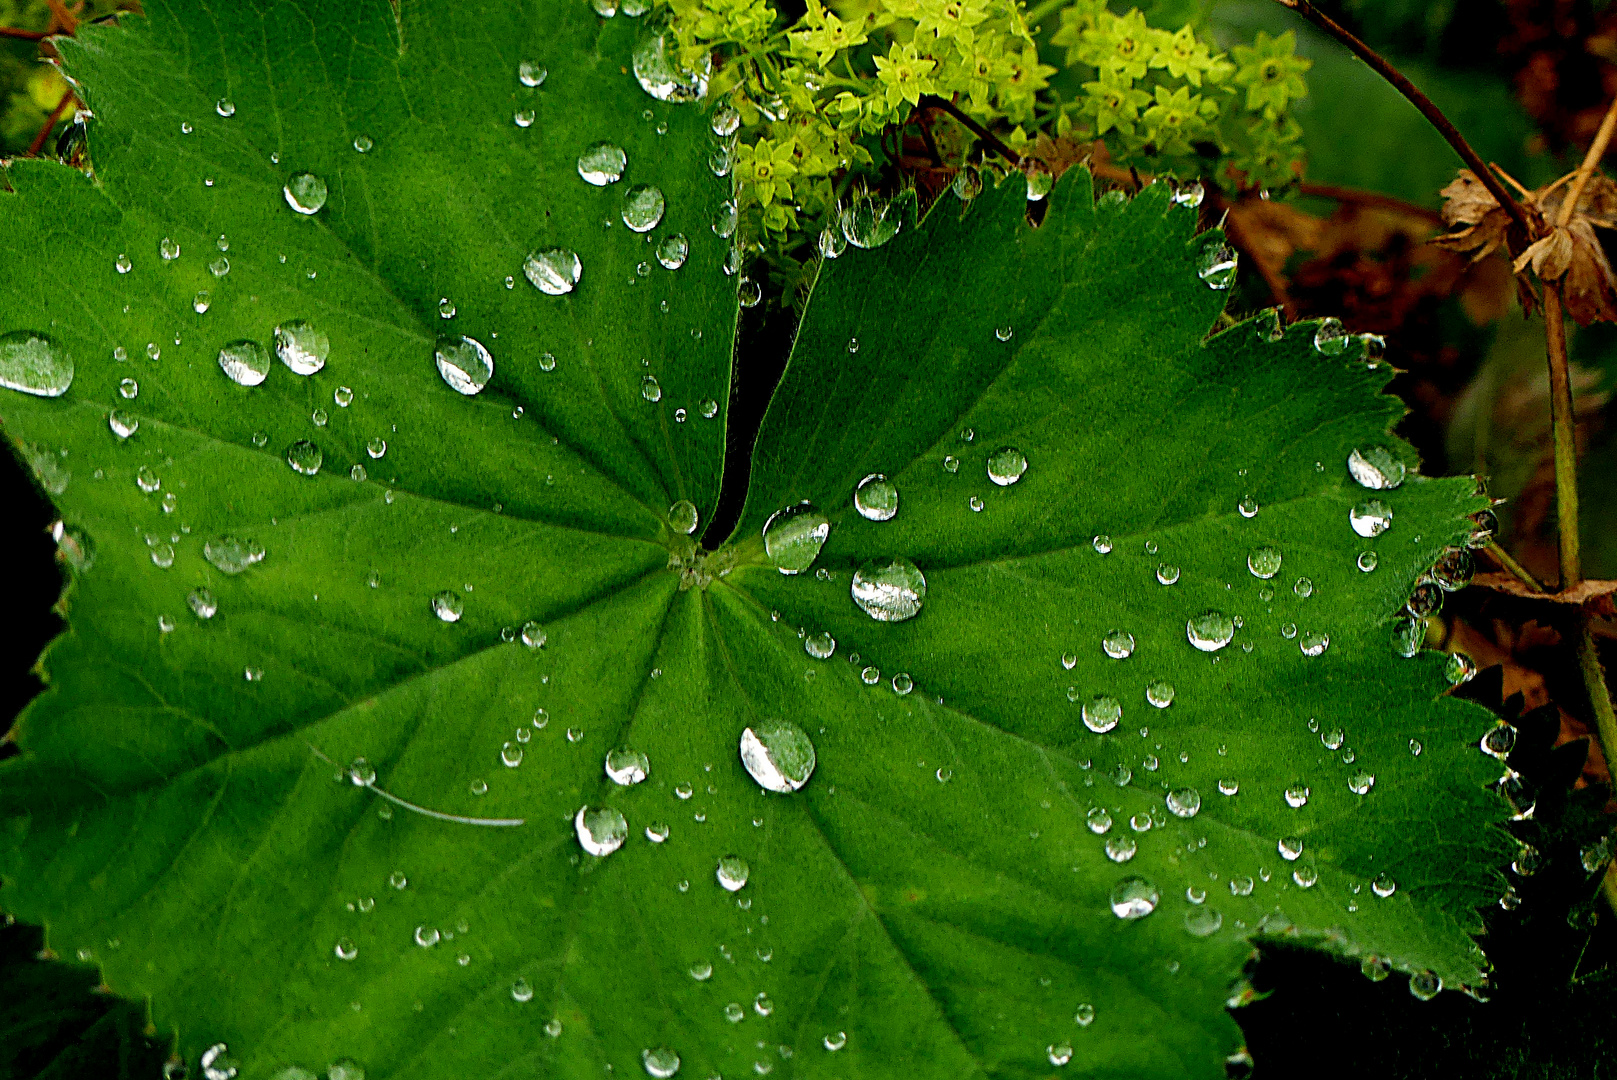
left=1486, top=541, right=1544, bottom=594
left=1544, top=287, right=1581, bottom=587
left=1022, top=0, right=1069, bottom=27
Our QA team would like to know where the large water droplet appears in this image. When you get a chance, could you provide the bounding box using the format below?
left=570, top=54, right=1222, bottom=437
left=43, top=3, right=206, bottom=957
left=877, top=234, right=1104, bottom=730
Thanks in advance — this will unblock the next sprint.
left=1408, top=971, right=1442, bottom=1001
left=577, top=141, right=627, bottom=185
left=1082, top=696, right=1121, bottom=733
left=524, top=248, right=583, bottom=294
left=0, top=330, right=73, bottom=397
left=188, top=587, right=218, bottom=619
left=201, top=1043, right=239, bottom=1080
left=716, top=855, right=750, bottom=892
left=1278, top=836, right=1304, bottom=861
left=840, top=194, right=901, bottom=249
left=605, top=747, right=650, bottom=785
left=575, top=805, right=628, bottom=856
left=1196, top=240, right=1238, bottom=289
left=435, top=335, right=494, bottom=395
left=283, top=172, right=328, bottom=214
left=1146, top=680, right=1175, bottom=708
left=762, top=503, right=829, bottom=574
left=1184, top=906, right=1223, bottom=937
left=203, top=536, right=263, bottom=574
left=854, top=473, right=898, bottom=521
left=641, top=1047, right=681, bottom=1079
left=633, top=28, right=709, bottom=101
left=1350, top=499, right=1393, bottom=537
left=739, top=719, right=815, bottom=793
left=1109, top=876, right=1159, bottom=919
left=1104, top=835, right=1137, bottom=862
left=1086, top=807, right=1113, bottom=834
left=286, top=440, right=323, bottom=476
left=986, top=447, right=1027, bottom=486
left=1348, top=446, right=1405, bottom=490
left=621, top=184, right=666, bottom=232
left=271, top=320, right=328, bottom=375
left=1166, top=788, right=1201, bottom=818
left=850, top=557, right=926, bottom=622
left=1187, top=611, right=1235, bottom=652
left=1102, top=629, right=1134, bottom=659
left=804, top=631, right=836, bottom=659
left=657, top=233, right=689, bottom=269
left=431, top=590, right=464, bottom=622
left=1313, top=317, right=1349, bottom=356
left=1247, top=546, right=1282, bottom=579
left=668, top=499, right=699, bottom=534
left=1284, top=782, right=1310, bottom=808
left=212, top=340, right=271, bottom=386
left=1431, top=547, right=1475, bottom=591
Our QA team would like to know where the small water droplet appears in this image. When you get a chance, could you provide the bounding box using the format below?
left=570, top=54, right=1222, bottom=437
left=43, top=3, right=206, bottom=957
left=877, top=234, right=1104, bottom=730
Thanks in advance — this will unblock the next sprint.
left=574, top=805, right=628, bottom=856
left=621, top=184, right=666, bottom=232
left=286, top=439, right=323, bottom=476
left=1082, top=696, right=1121, bottom=734
left=431, top=590, right=464, bottom=623
left=739, top=720, right=815, bottom=793
left=1102, top=629, right=1135, bottom=659
left=716, top=855, right=750, bottom=892
left=986, top=446, right=1027, bottom=486
left=1196, top=239, right=1238, bottom=289
left=1409, top=971, right=1442, bottom=1001
left=577, top=141, right=626, bottom=185
left=1350, top=499, right=1393, bottom=538
left=1293, top=577, right=1314, bottom=598
left=1299, top=630, right=1330, bottom=657
left=1357, top=550, right=1379, bottom=573
left=1166, top=788, right=1201, bottom=818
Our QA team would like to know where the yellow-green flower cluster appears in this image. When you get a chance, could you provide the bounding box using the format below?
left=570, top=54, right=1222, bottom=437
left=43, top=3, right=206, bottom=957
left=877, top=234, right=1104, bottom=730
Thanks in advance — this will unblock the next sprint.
left=652, top=0, right=1310, bottom=256
left=1053, top=5, right=1308, bottom=188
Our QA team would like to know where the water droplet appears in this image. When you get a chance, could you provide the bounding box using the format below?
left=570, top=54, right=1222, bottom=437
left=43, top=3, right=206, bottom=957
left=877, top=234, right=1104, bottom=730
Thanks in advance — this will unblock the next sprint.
left=353, top=133, right=373, bottom=153
left=431, top=590, right=464, bottom=622
left=753, top=992, right=774, bottom=1017
left=513, top=108, right=536, bottom=128
left=1145, top=680, right=1176, bottom=709
left=187, top=587, right=218, bottom=619
left=1312, top=317, right=1349, bottom=356
left=739, top=719, right=816, bottom=793
left=1357, top=551, right=1379, bottom=572
left=524, top=248, right=583, bottom=294
left=1393, top=615, right=1423, bottom=657
left=1184, top=906, right=1223, bottom=937
left=633, top=26, right=709, bottom=101
left=1293, top=577, right=1314, bottom=598
left=202, top=536, right=264, bottom=575
left=1350, top=499, right=1393, bottom=538
left=1299, top=630, right=1329, bottom=657
left=1289, top=864, right=1318, bottom=888
left=1445, top=651, right=1478, bottom=685
left=1254, top=307, right=1285, bottom=342
left=1371, top=872, right=1397, bottom=898
left=620, top=184, right=666, bottom=233
left=115, top=253, right=132, bottom=274
left=159, top=236, right=181, bottom=261
left=1360, top=956, right=1390, bottom=982
left=656, top=233, right=689, bottom=270
left=334, top=937, right=358, bottom=960
left=723, top=1002, right=745, bottom=1023
left=434, top=335, right=494, bottom=395
left=286, top=439, right=322, bottom=476
left=1166, top=788, right=1201, bottom=818
left=510, top=977, right=535, bottom=1003
left=1047, top=1044, right=1073, bottom=1067
left=136, top=465, right=161, bottom=494
left=987, top=446, right=1027, bottom=486
left=642, top=1047, right=681, bottom=1078
left=804, top=630, right=835, bottom=659
left=762, top=503, right=830, bottom=574
left=576, top=140, right=627, bottom=185
left=1347, top=446, right=1405, bottom=490
left=823, top=1031, right=847, bottom=1052
left=1409, top=971, right=1442, bottom=1001
left=201, top=1044, right=238, bottom=1080
left=1187, top=611, right=1235, bottom=652
left=1087, top=807, right=1113, bottom=834
left=817, top=224, right=847, bottom=259
left=1196, top=240, right=1238, bottom=289
left=574, top=805, right=628, bottom=856
left=1082, top=696, right=1121, bottom=734
left=1102, top=629, right=1135, bottom=659
left=1109, top=876, right=1159, bottom=919
left=209, top=256, right=230, bottom=277
left=1104, top=835, right=1137, bottom=862
left=716, top=855, right=750, bottom=892
left=1155, top=563, right=1181, bottom=585
left=1431, top=547, right=1475, bottom=591
left=1347, top=770, right=1376, bottom=795
left=850, top=557, right=926, bottom=622
left=840, top=194, right=902, bottom=249
left=518, top=59, right=548, bottom=87
left=150, top=544, right=174, bottom=568
left=634, top=374, right=661, bottom=404
left=500, top=741, right=524, bottom=767
left=1247, top=546, right=1282, bottom=579
left=846, top=473, right=901, bottom=522
left=0, top=330, right=74, bottom=397
left=1284, top=782, right=1310, bottom=808
left=283, top=172, right=328, bottom=214
left=605, top=747, right=650, bottom=785
left=891, top=672, right=914, bottom=695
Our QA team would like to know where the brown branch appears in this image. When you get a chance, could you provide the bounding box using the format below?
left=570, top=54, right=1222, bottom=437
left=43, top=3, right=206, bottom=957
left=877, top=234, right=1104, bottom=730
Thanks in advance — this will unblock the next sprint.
left=0, top=26, right=50, bottom=39
left=25, top=88, right=74, bottom=158
left=1270, top=0, right=1532, bottom=238
left=917, top=94, right=1024, bottom=168
left=1558, top=94, right=1617, bottom=229
left=1297, top=181, right=1444, bottom=226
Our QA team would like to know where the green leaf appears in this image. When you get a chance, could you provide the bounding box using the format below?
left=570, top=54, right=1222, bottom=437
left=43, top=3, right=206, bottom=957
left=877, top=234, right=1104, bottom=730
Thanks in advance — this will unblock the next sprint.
left=0, top=3, right=1509, bottom=1079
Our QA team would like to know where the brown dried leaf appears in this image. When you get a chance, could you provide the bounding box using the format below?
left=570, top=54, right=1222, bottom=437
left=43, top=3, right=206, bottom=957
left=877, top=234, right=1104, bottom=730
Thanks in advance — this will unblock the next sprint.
left=1472, top=572, right=1617, bottom=605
